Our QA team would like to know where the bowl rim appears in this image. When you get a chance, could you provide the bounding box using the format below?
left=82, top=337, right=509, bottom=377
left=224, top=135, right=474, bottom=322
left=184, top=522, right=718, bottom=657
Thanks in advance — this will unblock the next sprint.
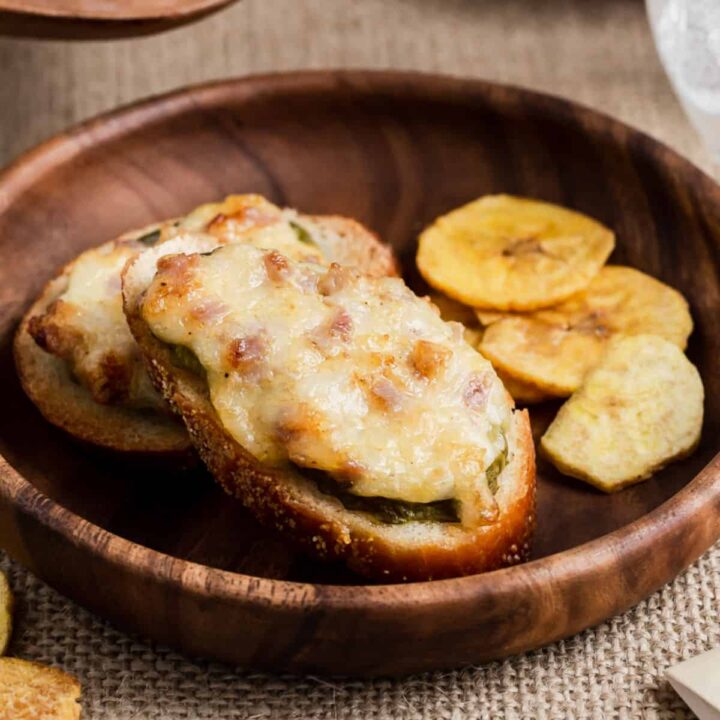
left=0, top=0, right=234, bottom=21
left=1, top=68, right=719, bottom=611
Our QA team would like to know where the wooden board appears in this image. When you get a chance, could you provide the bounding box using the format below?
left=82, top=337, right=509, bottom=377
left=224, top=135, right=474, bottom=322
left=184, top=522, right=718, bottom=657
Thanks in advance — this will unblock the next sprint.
left=0, top=71, right=718, bottom=676
left=0, top=0, right=236, bottom=38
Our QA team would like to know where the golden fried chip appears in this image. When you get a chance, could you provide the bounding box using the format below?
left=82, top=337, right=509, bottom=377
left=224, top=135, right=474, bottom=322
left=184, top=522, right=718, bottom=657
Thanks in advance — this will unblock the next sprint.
left=417, top=194, right=614, bottom=311
left=540, top=335, right=703, bottom=492
left=495, top=369, right=553, bottom=405
left=0, top=573, right=12, bottom=656
left=428, top=293, right=478, bottom=326
left=479, top=266, right=693, bottom=395
left=0, top=658, right=81, bottom=719
left=475, top=309, right=510, bottom=326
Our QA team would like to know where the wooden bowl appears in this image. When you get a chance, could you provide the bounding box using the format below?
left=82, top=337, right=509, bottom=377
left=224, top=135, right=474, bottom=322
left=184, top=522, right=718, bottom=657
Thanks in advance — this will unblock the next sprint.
left=0, top=0, right=236, bottom=38
left=0, top=71, right=718, bottom=677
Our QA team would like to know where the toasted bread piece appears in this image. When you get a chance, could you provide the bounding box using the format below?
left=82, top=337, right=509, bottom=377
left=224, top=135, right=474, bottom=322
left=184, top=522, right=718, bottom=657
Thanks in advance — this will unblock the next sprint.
left=15, top=197, right=396, bottom=455
left=0, top=573, right=13, bottom=657
left=123, top=241, right=535, bottom=581
left=300, top=214, right=398, bottom=278
left=15, top=273, right=192, bottom=456
left=0, top=658, right=81, bottom=719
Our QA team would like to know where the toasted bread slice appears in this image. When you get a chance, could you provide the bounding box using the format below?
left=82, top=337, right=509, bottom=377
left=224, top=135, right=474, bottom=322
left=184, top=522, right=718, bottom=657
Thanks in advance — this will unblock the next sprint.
left=15, top=198, right=396, bottom=455
left=123, top=240, right=535, bottom=581
left=0, top=658, right=81, bottom=719
left=15, top=272, right=193, bottom=456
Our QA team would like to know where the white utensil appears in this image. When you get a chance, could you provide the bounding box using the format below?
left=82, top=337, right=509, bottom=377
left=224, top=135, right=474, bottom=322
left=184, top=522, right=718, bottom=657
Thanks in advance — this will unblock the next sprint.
left=667, top=647, right=720, bottom=720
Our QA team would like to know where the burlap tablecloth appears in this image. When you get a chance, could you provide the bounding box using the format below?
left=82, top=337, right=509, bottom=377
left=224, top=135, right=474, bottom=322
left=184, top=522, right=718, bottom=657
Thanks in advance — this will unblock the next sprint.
left=0, top=0, right=718, bottom=717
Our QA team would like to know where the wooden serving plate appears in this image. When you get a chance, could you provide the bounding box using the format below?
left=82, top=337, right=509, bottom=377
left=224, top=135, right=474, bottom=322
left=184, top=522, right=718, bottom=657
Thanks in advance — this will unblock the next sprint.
left=0, top=71, right=718, bottom=677
left=0, top=0, right=236, bottom=38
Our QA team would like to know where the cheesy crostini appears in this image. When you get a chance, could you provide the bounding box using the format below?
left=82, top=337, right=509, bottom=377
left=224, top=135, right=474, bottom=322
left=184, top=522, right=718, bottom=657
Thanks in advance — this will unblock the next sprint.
left=123, top=239, right=535, bottom=581
left=14, top=195, right=396, bottom=455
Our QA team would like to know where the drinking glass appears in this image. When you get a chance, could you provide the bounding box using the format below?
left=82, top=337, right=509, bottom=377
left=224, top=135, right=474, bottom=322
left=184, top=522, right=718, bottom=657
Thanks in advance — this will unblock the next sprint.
left=646, top=0, right=720, bottom=163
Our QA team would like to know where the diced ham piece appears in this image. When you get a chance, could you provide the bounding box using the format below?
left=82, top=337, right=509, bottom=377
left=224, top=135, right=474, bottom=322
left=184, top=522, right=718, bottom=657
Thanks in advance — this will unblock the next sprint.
left=318, top=263, right=352, bottom=296
left=226, top=334, right=267, bottom=377
left=264, top=251, right=290, bottom=283
left=309, top=307, right=354, bottom=352
left=190, top=299, right=228, bottom=323
left=410, top=340, right=451, bottom=380
left=156, top=252, right=198, bottom=278
left=370, top=376, right=403, bottom=412
left=463, top=373, right=490, bottom=411
left=207, top=204, right=280, bottom=235
left=328, top=308, right=353, bottom=341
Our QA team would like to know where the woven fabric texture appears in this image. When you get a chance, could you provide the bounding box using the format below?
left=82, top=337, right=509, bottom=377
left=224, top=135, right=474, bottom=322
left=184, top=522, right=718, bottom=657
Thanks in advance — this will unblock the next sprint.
left=1, top=0, right=719, bottom=717
left=2, top=546, right=719, bottom=719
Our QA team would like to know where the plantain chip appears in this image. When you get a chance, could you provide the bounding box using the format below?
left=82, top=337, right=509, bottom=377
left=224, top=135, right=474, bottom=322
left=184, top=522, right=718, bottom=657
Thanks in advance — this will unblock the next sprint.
left=478, top=266, right=693, bottom=396
left=0, top=658, right=81, bottom=719
left=495, top=368, right=553, bottom=405
left=540, top=335, right=703, bottom=492
left=0, top=573, right=11, bottom=656
left=462, top=327, right=483, bottom=348
left=428, top=293, right=477, bottom=326
left=475, top=308, right=510, bottom=326
left=417, top=194, right=614, bottom=311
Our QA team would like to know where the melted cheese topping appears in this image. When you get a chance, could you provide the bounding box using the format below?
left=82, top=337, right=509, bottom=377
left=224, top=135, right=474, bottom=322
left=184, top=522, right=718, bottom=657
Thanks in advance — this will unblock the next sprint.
left=60, top=241, right=137, bottom=356
left=142, top=244, right=513, bottom=524
left=42, top=241, right=161, bottom=407
left=33, top=195, right=323, bottom=408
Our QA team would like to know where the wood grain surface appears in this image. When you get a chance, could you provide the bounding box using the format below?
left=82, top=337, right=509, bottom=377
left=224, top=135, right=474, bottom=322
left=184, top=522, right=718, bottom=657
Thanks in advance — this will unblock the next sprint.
left=0, top=0, right=236, bottom=39
left=0, top=0, right=715, bottom=180
left=0, top=71, right=718, bottom=675
left=0, top=0, right=231, bottom=17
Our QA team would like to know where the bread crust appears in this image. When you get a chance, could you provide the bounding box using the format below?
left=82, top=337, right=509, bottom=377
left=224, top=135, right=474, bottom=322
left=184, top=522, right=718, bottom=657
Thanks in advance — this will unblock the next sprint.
left=124, top=256, right=536, bottom=581
left=304, top=215, right=399, bottom=278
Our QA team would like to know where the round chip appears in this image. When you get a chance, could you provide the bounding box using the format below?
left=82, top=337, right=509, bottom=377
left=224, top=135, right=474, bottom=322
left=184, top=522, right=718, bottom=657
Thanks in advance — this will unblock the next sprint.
left=428, top=293, right=478, bottom=327
left=417, top=194, right=615, bottom=310
left=478, top=266, right=693, bottom=396
left=540, top=335, right=703, bottom=492
left=495, top=369, right=552, bottom=405
left=0, top=658, right=81, bottom=719
left=475, top=308, right=510, bottom=326
left=0, top=573, right=11, bottom=656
